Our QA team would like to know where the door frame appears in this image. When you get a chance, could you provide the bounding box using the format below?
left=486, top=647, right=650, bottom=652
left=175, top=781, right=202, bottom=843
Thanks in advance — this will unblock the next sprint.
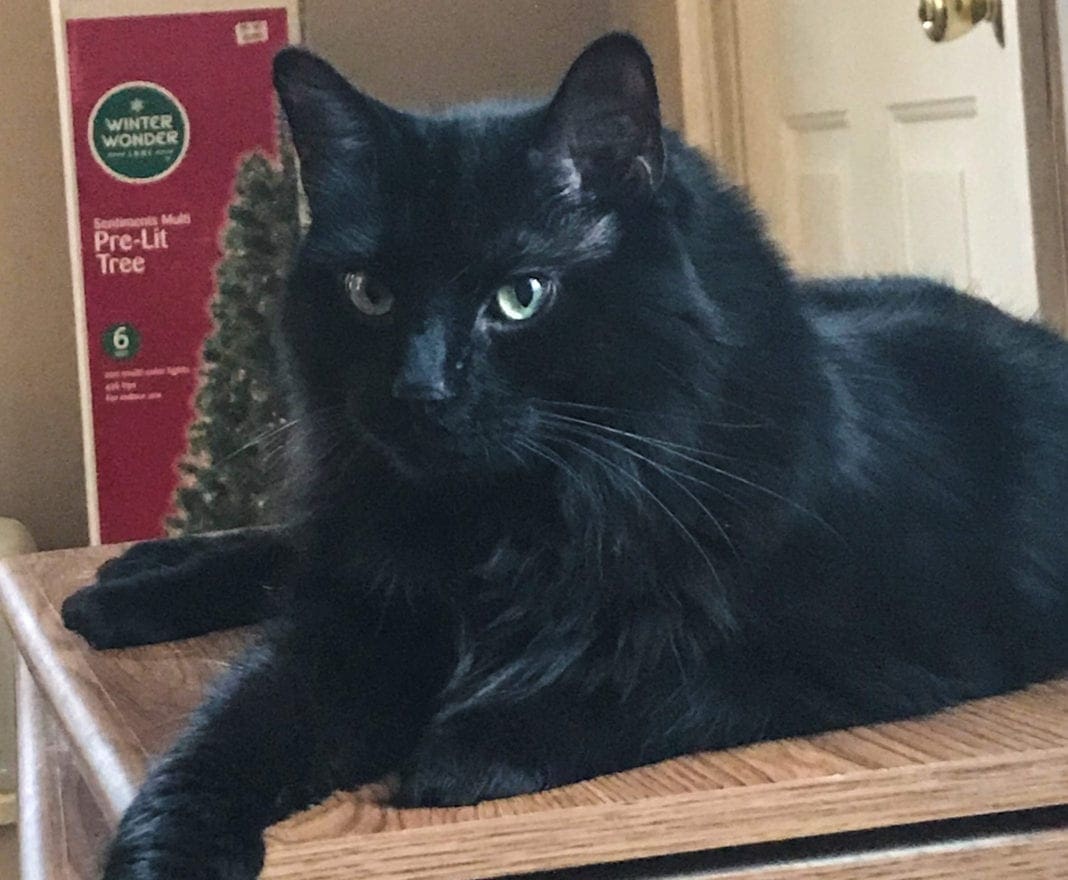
left=1019, top=0, right=1068, bottom=332
left=687, top=0, right=1068, bottom=333
left=674, top=0, right=747, bottom=183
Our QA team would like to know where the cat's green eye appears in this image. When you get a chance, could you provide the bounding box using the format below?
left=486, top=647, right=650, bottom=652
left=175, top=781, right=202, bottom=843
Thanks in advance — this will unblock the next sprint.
left=493, top=275, right=553, bottom=322
left=344, top=271, right=394, bottom=317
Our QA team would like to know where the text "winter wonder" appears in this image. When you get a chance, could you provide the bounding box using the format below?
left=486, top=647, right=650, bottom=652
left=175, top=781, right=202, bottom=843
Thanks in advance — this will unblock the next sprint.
left=100, top=113, right=180, bottom=149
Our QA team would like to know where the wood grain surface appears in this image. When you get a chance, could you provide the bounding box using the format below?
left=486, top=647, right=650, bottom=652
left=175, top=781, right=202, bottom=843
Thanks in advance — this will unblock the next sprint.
left=2, top=545, right=1068, bottom=879
left=17, top=659, right=110, bottom=880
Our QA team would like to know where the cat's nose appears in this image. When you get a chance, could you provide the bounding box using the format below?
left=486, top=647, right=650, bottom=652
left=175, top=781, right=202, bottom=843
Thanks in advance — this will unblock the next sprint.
left=393, top=316, right=457, bottom=402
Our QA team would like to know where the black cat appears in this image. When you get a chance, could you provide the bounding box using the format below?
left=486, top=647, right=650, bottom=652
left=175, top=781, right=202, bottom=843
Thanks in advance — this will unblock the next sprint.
left=61, top=34, right=1068, bottom=880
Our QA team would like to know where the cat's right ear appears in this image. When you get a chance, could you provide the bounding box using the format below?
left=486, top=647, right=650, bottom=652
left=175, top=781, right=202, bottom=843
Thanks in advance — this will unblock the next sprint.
left=536, top=33, right=665, bottom=199
left=273, top=48, right=381, bottom=203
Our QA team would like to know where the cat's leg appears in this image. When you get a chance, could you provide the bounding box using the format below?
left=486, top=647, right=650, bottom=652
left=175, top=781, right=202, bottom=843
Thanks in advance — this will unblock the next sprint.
left=62, top=526, right=293, bottom=649
left=394, top=694, right=632, bottom=808
left=103, top=616, right=437, bottom=880
left=393, top=656, right=811, bottom=808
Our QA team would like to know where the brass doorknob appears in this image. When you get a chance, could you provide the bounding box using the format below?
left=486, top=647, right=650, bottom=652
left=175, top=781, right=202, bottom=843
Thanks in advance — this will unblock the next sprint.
left=918, top=0, right=1004, bottom=47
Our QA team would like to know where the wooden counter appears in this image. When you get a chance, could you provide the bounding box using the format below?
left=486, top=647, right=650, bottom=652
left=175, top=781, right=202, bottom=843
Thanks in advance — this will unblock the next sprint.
left=3, top=545, right=1067, bottom=879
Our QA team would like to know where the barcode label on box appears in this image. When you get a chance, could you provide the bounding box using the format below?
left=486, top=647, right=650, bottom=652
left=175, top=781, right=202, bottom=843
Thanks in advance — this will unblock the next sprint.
left=235, top=20, right=269, bottom=45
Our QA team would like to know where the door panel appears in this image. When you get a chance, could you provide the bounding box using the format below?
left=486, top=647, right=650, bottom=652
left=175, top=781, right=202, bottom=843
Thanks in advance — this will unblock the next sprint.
left=784, top=111, right=852, bottom=275
left=891, top=98, right=978, bottom=288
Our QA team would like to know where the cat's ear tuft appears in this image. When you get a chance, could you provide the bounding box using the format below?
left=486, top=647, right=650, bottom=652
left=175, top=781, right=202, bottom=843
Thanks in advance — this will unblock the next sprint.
left=538, top=33, right=664, bottom=196
left=273, top=48, right=380, bottom=197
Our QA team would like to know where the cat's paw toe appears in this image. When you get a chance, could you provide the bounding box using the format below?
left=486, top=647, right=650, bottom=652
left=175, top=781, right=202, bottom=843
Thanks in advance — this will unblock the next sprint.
left=392, top=770, right=478, bottom=807
left=61, top=586, right=122, bottom=649
left=103, top=837, right=264, bottom=880
left=394, top=752, right=547, bottom=807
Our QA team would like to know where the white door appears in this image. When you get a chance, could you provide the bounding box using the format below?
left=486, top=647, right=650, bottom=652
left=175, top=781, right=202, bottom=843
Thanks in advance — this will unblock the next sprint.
left=736, top=0, right=1039, bottom=318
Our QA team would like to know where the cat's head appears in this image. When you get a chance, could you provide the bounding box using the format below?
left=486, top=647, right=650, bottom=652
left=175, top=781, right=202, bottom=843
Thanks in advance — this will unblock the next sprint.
left=273, top=34, right=779, bottom=486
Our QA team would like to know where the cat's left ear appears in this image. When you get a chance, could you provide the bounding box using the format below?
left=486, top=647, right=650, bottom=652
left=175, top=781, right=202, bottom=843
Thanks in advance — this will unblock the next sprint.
left=537, top=33, right=665, bottom=197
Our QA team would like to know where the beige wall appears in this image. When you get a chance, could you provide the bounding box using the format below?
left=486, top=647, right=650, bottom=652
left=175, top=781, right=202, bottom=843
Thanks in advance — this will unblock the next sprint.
left=0, top=1, right=653, bottom=551
left=609, top=0, right=683, bottom=129
left=302, top=1, right=685, bottom=125
left=304, top=0, right=613, bottom=108
left=0, top=0, right=88, bottom=551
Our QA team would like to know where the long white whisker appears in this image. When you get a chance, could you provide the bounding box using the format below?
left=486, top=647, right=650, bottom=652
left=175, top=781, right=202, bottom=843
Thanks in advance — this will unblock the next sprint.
left=539, top=410, right=840, bottom=540
left=533, top=397, right=767, bottom=431
left=550, top=425, right=741, bottom=563
left=539, top=409, right=743, bottom=461
left=554, top=435, right=726, bottom=596
left=215, top=418, right=300, bottom=463
left=540, top=413, right=747, bottom=507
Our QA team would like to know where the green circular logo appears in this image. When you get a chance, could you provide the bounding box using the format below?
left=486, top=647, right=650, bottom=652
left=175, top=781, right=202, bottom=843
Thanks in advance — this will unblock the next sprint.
left=89, top=82, right=189, bottom=183
left=102, top=323, right=142, bottom=360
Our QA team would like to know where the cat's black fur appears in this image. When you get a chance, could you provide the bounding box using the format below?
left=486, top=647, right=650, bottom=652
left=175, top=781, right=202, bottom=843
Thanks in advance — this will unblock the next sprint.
left=61, top=34, right=1068, bottom=879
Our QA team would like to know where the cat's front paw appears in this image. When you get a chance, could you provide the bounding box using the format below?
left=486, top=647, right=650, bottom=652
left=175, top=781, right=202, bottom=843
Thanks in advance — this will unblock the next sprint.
left=61, top=531, right=281, bottom=649
left=103, top=821, right=264, bottom=880
left=61, top=577, right=182, bottom=650
left=394, top=734, right=549, bottom=807
left=63, top=538, right=207, bottom=649
left=60, top=584, right=126, bottom=649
